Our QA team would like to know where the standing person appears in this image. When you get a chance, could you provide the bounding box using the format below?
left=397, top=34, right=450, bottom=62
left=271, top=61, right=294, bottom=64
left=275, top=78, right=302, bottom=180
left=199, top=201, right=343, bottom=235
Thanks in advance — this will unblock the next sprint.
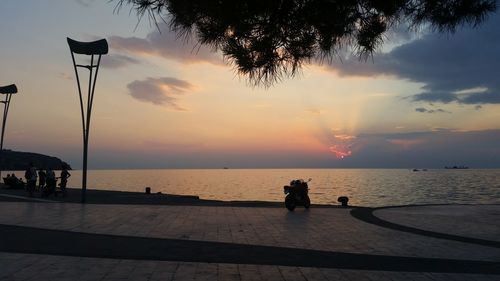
left=38, top=169, right=46, bottom=192
left=24, top=162, right=37, bottom=197
left=43, top=168, right=56, bottom=197
left=59, top=167, right=71, bottom=197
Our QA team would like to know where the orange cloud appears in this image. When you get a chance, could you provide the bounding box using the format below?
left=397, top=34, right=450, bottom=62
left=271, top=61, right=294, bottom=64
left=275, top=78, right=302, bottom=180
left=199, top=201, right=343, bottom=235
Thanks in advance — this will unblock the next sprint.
left=329, top=145, right=352, bottom=159
left=334, top=134, right=356, bottom=141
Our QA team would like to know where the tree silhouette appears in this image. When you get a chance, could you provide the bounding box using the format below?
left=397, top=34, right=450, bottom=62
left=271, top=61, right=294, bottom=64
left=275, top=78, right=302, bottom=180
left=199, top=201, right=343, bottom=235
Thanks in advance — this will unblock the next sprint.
left=115, top=0, right=496, bottom=86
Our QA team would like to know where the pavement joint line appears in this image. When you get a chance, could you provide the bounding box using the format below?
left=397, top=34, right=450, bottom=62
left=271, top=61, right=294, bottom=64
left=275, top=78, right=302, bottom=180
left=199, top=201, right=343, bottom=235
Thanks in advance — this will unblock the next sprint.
left=0, top=193, right=60, bottom=203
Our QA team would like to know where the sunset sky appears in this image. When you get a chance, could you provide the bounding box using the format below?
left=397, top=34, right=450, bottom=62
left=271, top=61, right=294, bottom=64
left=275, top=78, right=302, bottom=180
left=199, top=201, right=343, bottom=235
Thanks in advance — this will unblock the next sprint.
left=1, top=0, right=500, bottom=169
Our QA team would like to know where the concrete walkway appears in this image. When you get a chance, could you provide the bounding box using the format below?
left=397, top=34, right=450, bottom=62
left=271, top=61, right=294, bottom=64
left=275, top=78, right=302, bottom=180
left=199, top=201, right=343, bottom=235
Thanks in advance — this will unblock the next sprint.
left=0, top=200, right=499, bottom=280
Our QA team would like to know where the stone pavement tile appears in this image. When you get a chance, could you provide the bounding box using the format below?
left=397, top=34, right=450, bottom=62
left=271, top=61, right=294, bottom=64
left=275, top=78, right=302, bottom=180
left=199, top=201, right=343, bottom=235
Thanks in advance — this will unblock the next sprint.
left=256, top=265, right=283, bottom=281
left=126, top=260, right=158, bottom=281
left=425, top=273, right=500, bottom=281
left=149, top=260, right=179, bottom=281
left=101, top=259, right=137, bottom=280
left=0, top=253, right=38, bottom=279
left=172, top=262, right=197, bottom=281
left=396, top=272, right=437, bottom=281
left=337, top=270, right=373, bottom=281
left=318, top=268, right=349, bottom=281
left=194, top=263, right=218, bottom=280
left=297, top=267, right=329, bottom=281
left=4, top=255, right=46, bottom=281
left=237, top=264, right=263, bottom=281
left=278, top=266, right=308, bottom=281
left=217, top=264, right=240, bottom=281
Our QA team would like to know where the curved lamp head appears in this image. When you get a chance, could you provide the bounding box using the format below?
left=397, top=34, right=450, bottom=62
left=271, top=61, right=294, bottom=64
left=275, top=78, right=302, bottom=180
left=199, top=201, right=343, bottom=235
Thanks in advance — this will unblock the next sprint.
left=67, top=37, right=108, bottom=55
left=0, top=84, right=17, bottom=94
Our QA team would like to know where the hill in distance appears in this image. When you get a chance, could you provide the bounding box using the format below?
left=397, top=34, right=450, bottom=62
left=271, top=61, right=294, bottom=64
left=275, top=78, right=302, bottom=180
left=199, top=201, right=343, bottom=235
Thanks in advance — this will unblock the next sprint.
left=0, top=149, right=72, bottom=170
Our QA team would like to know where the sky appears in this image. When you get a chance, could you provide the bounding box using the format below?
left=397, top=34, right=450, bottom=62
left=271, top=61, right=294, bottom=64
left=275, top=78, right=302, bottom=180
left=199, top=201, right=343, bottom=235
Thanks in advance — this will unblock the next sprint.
left=1, top=0, right=500, bottom=169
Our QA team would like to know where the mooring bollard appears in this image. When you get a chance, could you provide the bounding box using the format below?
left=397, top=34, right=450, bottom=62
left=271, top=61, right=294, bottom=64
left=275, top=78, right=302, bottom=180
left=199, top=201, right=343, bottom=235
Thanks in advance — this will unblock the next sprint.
left=337, top=196, right=349, bottom=206
left=145, top=187, right=151, bottom=194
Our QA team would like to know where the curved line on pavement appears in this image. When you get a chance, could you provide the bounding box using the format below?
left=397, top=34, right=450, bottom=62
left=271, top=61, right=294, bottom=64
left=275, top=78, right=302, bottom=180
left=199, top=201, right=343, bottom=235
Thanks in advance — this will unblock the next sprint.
left=350, top=207, right=500, bottom=249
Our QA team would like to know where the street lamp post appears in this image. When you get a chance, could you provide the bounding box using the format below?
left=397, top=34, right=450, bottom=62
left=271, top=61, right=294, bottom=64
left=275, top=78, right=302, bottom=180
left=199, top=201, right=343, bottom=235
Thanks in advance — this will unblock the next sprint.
left=67, top=38, right=108, bottom=203
left=0, top=84, right=17, bottom=180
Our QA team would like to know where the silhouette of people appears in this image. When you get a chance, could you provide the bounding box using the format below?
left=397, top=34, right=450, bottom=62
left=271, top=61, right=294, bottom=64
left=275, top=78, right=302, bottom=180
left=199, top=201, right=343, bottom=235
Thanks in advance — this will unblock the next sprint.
left=8, top=173, right=23, bottom=189
left=4, top=174, right=11, bottom=186
left=38, top=169, right=46, bottom=191
left=59, top=168, right=71, bottom=197
left=25, top=162, right=37, bottom=197
left=11, top=173, right=18, bottom=184
left=43, top=168, right=56, bottom=197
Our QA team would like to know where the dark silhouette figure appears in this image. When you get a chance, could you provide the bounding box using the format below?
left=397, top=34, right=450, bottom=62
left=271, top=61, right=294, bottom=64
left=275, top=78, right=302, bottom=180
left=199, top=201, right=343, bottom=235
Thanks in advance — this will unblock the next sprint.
left=24, top=162, right=37, bottom=197
left=10, top=173, right=19, bottom=185
left=59, top=168, right=71, bottom=197
left=3, top=173, right=10, bottom=186
left=115, top=0, right=496, bottom=86
left=2, top=173, right=24, bottom=189
left=283, top=179, right=311, bottom=211
left=38, top=169, right=46, bottom=191
left=43, top=168, right=57, bottom=197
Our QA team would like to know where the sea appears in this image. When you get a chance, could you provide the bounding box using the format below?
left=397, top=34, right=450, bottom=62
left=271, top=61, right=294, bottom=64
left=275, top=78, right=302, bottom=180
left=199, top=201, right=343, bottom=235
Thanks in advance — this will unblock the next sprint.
left=4, top=169, right=500, bottom=207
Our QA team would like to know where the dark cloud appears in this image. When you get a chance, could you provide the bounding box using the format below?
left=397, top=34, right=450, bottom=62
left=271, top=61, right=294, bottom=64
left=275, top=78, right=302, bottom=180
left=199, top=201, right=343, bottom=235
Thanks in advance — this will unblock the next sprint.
left=127, top=77, right=194, bottom=110
left=415, top=107, right=450, bottom=114
left=459, top=90, right=500, bottom=104
left=329, top=13, right=500, bottom=105
left=334, top=129, right=500, bottom=168
left=109, top=23, right=222, bottom=64
left=411, top=92, right=458, bottom=104
left=101, top=54, right=141, bottom=69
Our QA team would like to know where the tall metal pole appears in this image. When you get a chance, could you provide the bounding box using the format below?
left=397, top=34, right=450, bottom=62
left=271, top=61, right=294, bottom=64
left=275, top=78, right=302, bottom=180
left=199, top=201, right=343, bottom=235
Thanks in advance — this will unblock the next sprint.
left=67, top=38, right=108, bottom=203
left=0, top=84, right=17, bottom=181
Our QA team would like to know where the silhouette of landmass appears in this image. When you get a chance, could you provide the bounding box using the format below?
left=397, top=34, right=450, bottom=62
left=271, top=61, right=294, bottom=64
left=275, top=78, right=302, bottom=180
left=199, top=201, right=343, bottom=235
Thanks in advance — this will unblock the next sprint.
left=0, top=149, right=71, bottom=170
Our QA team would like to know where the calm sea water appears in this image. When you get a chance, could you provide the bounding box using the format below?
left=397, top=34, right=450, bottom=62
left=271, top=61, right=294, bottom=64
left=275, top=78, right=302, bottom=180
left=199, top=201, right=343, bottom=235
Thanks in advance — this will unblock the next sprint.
left=5, top=169, right=500, bottom=207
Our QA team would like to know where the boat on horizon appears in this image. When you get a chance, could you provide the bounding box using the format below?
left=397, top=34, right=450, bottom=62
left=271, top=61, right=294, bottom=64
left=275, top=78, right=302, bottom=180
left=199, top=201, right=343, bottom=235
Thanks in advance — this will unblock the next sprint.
left=445, top=166, right=469, bottom=169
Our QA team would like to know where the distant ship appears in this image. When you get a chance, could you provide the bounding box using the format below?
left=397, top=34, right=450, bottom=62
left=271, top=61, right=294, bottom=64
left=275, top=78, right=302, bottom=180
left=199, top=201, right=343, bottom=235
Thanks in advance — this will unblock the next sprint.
left=445, top=166, right=469, bottom=169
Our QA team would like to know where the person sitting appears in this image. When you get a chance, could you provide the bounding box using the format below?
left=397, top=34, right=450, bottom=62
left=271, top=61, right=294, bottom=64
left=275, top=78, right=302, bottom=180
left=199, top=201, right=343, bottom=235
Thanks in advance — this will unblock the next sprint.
left=3, top=174, right=12, bottom=187
left=9, top=173, right=24, bottom=189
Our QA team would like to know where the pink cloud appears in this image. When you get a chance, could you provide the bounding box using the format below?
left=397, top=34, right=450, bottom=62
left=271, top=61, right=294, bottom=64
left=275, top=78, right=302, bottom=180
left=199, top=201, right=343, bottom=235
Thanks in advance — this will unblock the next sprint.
left=127, top=77, right=194, bottom=110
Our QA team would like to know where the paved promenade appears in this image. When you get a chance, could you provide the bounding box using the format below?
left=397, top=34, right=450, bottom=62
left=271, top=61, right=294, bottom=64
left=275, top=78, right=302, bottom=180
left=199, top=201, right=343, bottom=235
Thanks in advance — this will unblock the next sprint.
left=0, top=194, right=498, bottom=280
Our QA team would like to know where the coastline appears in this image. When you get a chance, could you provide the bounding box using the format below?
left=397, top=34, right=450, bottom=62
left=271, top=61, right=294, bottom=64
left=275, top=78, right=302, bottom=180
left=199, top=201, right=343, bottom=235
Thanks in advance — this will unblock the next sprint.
left=0, top=186, right=348, bottom=208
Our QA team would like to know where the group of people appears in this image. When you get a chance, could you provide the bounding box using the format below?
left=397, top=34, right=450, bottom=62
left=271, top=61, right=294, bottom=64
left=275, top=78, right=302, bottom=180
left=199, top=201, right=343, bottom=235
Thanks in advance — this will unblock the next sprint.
left=23, top=162, right=71, bottom=197
left=3, top=173, right=25, bottom=188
